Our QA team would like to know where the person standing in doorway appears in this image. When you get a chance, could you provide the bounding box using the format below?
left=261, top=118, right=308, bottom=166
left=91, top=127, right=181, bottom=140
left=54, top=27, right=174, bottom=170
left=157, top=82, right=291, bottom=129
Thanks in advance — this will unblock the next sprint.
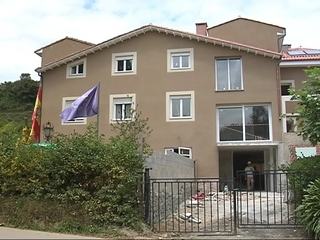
left=244, top=161, right=255, bottom=190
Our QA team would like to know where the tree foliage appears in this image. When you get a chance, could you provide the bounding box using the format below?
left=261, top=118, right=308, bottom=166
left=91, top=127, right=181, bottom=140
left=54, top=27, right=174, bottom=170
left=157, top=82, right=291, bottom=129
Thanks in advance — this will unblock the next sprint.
left=296, top=178, right=320, bottom=239
left=280, top=156, right=320, bottom=204
left=291, top=67, right=320, bottom=145
left=0, top=112, right=153, bottom=230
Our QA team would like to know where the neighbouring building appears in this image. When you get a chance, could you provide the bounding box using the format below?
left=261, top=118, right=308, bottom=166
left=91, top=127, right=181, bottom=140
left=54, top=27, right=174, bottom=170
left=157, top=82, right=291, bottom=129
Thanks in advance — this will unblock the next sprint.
left=34, top=17, right=320, bottom=187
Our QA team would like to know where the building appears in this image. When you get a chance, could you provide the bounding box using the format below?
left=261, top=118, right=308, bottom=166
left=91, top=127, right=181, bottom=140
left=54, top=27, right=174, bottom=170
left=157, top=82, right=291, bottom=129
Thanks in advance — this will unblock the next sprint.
left=34, top=17, right=320, bottom=182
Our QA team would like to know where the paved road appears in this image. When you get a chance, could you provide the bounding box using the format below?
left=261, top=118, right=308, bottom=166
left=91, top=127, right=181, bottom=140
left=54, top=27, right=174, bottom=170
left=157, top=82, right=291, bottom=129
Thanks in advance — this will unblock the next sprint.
left=0, top=227, right=99, bottom=239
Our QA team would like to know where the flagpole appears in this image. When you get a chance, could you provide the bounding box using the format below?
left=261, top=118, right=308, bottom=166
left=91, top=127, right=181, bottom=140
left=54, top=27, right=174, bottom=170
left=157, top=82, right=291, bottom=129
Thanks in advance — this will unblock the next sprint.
left=38, top=74, right=43, bottom=143
left=97, top=81, right=101, bottom=138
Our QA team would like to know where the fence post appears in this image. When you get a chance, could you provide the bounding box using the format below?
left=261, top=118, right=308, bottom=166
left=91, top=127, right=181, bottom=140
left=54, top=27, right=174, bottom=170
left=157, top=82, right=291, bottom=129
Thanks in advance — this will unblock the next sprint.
left=144, top=167, right=152, bottom=224
left=233, top=188, right=238, bottom=235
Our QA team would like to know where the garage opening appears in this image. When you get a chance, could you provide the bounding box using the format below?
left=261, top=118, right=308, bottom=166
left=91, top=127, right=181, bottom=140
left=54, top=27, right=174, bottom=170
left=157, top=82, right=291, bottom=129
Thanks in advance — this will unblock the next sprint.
left=233, top=150, right=265, bottom=190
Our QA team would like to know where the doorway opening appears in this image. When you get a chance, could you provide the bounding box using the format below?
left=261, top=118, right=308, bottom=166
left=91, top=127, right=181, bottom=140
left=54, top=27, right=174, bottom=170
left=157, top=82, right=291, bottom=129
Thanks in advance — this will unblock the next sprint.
left=233, top=150, right=265, bottom=190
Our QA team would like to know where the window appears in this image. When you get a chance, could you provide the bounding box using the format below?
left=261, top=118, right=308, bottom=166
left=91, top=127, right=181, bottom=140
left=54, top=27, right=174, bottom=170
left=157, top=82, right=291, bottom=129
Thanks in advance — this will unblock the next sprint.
left=295, top=147, right=317, bottom=158
left=281, top=80, right=295, bottom=96
left=171, top=96, right=191, bottom=118
left=116, top=56, right=133, bottom=72
left=66, top=58, right=86, bottom=78
left=111, top=52, right=137, bottom=75
left=61, top=97, right=87, bottom=125
left=70, top=63, right=84, bottom=75
left=166, top=91, right=195, bottom=122
left=109, top=94, right=136, bottom=122
left=218, top=105, right=271, bottom=142
left=285, top=115, right=298, bottom=132
left=171, top=53, right=190, bottom=69
left=165, top=147, right=192, bottom=158
left=114, top=98, right=132, bottom=120
left=216, top=58, right=242, bottom=91
left=167, top=48, right=194, bottom=72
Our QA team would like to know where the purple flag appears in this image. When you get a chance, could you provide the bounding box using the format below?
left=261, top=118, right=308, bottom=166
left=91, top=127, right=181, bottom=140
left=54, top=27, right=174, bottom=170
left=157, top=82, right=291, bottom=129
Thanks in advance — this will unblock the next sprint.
left=60, top=84, right=99, bottom=122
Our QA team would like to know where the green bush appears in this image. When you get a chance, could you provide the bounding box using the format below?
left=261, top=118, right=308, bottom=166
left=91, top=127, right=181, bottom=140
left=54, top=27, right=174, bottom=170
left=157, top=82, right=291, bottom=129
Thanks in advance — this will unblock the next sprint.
left=0, top=111, right=152, bottom=231
left=296, top=178, right=320, bottom=239
left=283, top=155, right=320, bottom=204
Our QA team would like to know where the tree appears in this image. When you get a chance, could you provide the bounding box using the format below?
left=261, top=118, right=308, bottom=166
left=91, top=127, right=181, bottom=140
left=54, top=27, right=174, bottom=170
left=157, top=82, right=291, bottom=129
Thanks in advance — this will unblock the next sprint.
left=290, top=67, right=320, bottom=145
left=0, top=73, right=39, bottom=127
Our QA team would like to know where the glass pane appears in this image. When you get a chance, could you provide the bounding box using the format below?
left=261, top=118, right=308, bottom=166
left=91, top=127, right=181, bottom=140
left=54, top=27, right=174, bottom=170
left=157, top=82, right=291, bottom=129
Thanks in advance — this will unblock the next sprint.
left=281, top=85, right=291, bottom=95
left=124, top=104, right=132, bottom=119
left=172, top=56, right=180, bottom=68
left=78, top=64, right=84, bottom=74
left=181, top=55, right=189, bottom=68
left=229, top=59, right=242, bottom=90
left=171, top=99, right=180, bottom=117
left=216, top=60, right=228, bottom=90
left=117, top=60, right=124, bottom=71
left=245, top=106, right=269, bottom=140
left=65, top=100, right=73, bottom=107
left=115, top=104, right=122, bottom=119
left=71, top=66, right=77, bottom=74
left=182, top=98, right=191, bottom=117
left=180, top=148, right=190, bottom=155
left=219, top=107, right=243, bottom=141
left=125, top=59, right=132, bottom=71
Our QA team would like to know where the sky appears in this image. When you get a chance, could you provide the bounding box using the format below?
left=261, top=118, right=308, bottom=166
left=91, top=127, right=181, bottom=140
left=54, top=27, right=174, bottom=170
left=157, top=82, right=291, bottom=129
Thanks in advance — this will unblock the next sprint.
left=0, top=0, right=320, bottom=82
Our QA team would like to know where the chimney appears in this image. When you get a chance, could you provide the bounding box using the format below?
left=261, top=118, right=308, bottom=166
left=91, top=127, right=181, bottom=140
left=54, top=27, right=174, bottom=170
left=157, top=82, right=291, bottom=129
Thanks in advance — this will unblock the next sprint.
left=196, top=22, right=208, bottom=36
left=281, top=44, right=291, bottom=52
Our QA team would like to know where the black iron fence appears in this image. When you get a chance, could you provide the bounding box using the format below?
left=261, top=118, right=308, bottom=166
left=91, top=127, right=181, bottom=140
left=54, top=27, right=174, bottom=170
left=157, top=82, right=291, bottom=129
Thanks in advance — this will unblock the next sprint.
left=150, top=178, right=236, bottom=234
left=236, top=170, right=298, bottom=227
left=138, top=169, right=319, bottom=233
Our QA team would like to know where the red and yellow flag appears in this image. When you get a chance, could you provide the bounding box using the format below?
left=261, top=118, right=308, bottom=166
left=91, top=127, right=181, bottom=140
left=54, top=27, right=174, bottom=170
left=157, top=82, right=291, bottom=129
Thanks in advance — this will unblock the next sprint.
left=30, top=86, right=42, bottom=142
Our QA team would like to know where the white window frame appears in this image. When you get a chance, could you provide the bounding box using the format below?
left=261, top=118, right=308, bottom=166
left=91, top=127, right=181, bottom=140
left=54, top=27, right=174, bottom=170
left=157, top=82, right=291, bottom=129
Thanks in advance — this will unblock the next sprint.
left=66, top=58, right=87, bottom=78
left=215, top=58, right=243, bottom=91
left=166, top=91, right=195, bottom=122
left=281, top=80, right=295, bottom=96
left=216, top=104, right=272, bottom=142
left=179, top=147, right=192, bottom=158
left=109, top=93, right=136, bottom=123
left=164, top=147, right=192, bottom=159
left=167, top=48, right=194, bottom=72
left=281, top=82, right=299, bottom=132
left=111, top=52, right=137, bottom=76
left=61, top=97, right=87, bottom=125
left=165, top=148, right=175, bottom=155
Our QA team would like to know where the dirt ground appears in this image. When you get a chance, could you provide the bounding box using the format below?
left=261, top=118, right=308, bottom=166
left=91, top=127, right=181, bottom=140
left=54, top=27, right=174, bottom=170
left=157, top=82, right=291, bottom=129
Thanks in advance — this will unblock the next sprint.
left=149, top=191, right=310, bottom=239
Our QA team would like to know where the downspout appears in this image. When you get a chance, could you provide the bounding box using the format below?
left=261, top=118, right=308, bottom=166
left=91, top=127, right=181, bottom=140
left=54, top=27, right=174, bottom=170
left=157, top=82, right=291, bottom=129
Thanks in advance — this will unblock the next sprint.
left=276, top=28, right=286, bottom=121
left=277, top=29, right=286, bottom=52
left=37, top=72, right=43, bottom=143
left=276, top=60, right=282, bottom=122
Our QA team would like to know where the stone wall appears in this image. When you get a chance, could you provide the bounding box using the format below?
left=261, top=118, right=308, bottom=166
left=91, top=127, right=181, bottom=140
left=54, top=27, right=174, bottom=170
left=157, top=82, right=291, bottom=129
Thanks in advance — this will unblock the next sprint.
left=145, top=151, right=195, bottom=179
left=144, top=151, right=195, bottom=224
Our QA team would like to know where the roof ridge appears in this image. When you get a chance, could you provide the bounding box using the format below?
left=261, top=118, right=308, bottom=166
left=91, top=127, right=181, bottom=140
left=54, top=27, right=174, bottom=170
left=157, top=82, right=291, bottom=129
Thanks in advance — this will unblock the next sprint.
left=35, top=24, right=281, bottom=72
left=207, top=17, right=285, bottom=30
left=34, top=36, right=95, bottom=53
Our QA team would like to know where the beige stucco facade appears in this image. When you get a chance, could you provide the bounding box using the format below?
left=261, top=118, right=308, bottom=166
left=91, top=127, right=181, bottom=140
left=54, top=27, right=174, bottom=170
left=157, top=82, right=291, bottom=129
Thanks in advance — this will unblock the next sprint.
left=35, top=17, right=319, bottom=180
left=207, top=18, right=285, bottom=52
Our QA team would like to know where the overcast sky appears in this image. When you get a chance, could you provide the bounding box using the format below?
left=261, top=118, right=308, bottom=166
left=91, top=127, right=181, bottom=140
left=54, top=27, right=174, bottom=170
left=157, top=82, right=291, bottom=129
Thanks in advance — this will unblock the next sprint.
left=1, top=0, right=319, bottom=82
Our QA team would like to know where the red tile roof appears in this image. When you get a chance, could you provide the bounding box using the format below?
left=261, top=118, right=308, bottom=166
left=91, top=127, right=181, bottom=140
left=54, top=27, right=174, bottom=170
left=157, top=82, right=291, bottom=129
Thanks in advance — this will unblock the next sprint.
left=282, top=48, right=320, bottom=61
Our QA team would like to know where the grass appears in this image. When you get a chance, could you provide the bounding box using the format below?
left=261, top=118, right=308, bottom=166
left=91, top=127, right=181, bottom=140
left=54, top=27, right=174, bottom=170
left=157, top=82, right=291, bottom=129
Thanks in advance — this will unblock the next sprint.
left=0, top=196, right=152, bottom=238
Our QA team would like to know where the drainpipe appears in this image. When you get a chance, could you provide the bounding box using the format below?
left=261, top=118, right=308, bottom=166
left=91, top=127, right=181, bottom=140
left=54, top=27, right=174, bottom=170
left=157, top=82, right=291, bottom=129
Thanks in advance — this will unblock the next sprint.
left=276, top=60, right=282, bottom=119
left=276, top=28, right=286, bottom=122
left=277, top=29, right=286, bottom=52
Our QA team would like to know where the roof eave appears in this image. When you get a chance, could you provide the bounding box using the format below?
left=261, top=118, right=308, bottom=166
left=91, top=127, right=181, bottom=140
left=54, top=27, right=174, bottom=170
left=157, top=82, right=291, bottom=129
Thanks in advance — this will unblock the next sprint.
left=35, top=25, right=281, bottom=73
